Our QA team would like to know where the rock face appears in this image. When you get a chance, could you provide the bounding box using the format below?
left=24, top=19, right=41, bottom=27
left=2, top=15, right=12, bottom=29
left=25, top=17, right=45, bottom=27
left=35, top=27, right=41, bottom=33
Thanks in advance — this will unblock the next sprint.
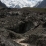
left=0, top=8, right=46, bottom=46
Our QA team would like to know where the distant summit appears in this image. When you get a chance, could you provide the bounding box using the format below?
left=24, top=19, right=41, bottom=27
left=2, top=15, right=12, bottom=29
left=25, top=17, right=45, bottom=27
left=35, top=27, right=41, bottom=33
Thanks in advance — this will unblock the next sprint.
left=0, top=0, right=43, bottom=8
left=0, top=0, right=46, bottom=8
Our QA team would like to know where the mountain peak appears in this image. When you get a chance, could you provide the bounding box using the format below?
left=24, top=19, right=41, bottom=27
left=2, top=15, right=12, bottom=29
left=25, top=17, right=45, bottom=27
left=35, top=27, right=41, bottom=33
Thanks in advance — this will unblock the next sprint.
left=0, top=0, right=43, bottom=8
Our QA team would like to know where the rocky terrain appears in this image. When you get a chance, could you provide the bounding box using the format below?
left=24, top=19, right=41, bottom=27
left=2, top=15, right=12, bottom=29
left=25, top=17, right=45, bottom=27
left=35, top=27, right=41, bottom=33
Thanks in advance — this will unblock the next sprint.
left=0, top=7, right=46, bottom=46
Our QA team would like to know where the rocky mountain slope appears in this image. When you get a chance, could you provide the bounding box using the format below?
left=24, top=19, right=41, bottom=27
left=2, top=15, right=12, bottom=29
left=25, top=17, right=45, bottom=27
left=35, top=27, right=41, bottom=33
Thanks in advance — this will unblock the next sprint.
left=0, top=8, right=46, bottom=46
left=36, top=0, right=46, bottom=8
left=0, top=1, right=7, bottom=8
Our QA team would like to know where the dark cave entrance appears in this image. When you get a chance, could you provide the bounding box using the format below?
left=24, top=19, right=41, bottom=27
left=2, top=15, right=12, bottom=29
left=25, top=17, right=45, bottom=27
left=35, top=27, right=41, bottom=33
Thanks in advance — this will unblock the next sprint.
left=19, top=22, right=27, bottom=33
left=18, top=21, right=34, bottom=33
left=43, top=22, right=46, bottom=28
left=7, top=21, right=34, bottom=34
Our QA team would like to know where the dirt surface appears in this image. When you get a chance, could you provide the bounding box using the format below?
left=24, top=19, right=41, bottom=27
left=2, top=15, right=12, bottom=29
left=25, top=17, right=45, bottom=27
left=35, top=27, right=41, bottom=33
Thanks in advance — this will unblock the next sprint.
left=0, top=8, right=46, bottom=46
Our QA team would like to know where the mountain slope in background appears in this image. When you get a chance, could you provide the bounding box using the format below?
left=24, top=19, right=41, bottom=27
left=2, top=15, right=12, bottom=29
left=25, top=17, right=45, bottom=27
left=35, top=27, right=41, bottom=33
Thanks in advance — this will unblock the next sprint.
left=0, top=0, right=43, bottom=8
left=0, top=1, right=7, bottom=8
left=36, top=0, right=46, bottom=8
